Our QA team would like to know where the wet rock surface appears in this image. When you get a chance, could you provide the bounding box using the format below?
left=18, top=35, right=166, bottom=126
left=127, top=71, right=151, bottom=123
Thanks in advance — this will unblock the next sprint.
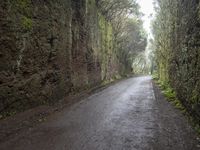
left=0, top=76, right=199, bottom=150
left=0, top=0, right=121, bottom=116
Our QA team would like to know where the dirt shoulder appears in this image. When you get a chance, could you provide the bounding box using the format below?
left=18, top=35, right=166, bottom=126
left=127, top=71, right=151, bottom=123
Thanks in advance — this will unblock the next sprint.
left=152, top=81, right=200, bottom=149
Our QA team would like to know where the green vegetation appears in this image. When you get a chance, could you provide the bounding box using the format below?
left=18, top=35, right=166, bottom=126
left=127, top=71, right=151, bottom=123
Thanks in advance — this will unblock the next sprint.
left=98, top=0, right=147, bottom=74
left=21, top=16, right=32, bottom=30
left=15, top=0, right=30, bottom=9
left=156, top=80, right=185, bottom=110
left=151, top=0, right=200, bottom=129
left=11, top=0, right=31, bottom=14
left=0, top=110, right=17, bottom=120
left=154, top=77, right=200, bottom=135
left=11, top=0, right=33, bottom=31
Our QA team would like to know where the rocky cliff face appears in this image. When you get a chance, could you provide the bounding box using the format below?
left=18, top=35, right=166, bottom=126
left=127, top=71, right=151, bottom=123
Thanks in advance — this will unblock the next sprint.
left=153, top=0, right=200, bottom=124
left=0, top=0, right=121, bottom=116
left=169, top=0, right=200, bottom=124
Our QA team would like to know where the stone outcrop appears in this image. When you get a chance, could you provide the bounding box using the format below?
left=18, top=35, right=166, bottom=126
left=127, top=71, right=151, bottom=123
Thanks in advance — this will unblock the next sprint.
left=169, top=0, right=200, bottom=124
left=154, top=0, right=200, bottom=124
left=0, top=0, right=122, bottom=116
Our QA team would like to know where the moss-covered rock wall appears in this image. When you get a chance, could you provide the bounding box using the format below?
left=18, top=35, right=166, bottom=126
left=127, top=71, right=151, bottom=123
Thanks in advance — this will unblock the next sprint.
left=169, top=0, right=200, bottom=124
left=153, top=0, right=200, bottom=124
left=0, top=0, right=121, bottom=116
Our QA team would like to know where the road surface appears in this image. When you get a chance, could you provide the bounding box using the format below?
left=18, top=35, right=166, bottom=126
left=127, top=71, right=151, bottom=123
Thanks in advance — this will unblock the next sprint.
left=0, top=76, right=199, bottom=150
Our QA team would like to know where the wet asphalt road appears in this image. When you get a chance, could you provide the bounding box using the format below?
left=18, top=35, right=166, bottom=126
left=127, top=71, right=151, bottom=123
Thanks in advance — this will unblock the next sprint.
left=0, top=76, right=199, bottom=150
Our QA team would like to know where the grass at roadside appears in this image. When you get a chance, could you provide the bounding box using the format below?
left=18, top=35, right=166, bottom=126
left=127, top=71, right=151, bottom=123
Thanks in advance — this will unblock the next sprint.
left=152, top=73, right=200, bottom=135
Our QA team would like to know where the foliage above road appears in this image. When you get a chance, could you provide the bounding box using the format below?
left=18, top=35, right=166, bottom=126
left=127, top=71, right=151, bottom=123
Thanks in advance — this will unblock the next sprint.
left=98, top=0, right=147, bottom=73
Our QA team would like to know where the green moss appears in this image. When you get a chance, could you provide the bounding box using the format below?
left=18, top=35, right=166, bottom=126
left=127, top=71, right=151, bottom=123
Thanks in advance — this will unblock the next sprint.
left=152, top=73, right=159, bottom=80
left=159, top=81, right=185, bottom=110
left=154, top=77, right=185, bottom=110
left=21, top=16, right=32, bottom=30
left=98, top=12, right=115, bottom=81
left=11, top=0, right=33, bottom=31
left=114, top=74, right=121, bottom=80
left=154, top=77, right=200, bottom=135
left=0, top=110, right=17, bottom=120
left=191, top=88, right=199, bottom=104
left=156, top=80, right=169, bottom=90
left=98, top=13, right=109, bottom=80
left=163, top=87, right=176, bottom=100
left=172, top=99, right=185, bottom=110
left=11, top=0, right=31, bottom=13
left=16, top=0, right=30, bottom=9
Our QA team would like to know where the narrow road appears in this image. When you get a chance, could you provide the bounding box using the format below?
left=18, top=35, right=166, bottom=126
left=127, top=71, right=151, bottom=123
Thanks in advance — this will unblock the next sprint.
left=0, top=76, right=199, bottom=150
